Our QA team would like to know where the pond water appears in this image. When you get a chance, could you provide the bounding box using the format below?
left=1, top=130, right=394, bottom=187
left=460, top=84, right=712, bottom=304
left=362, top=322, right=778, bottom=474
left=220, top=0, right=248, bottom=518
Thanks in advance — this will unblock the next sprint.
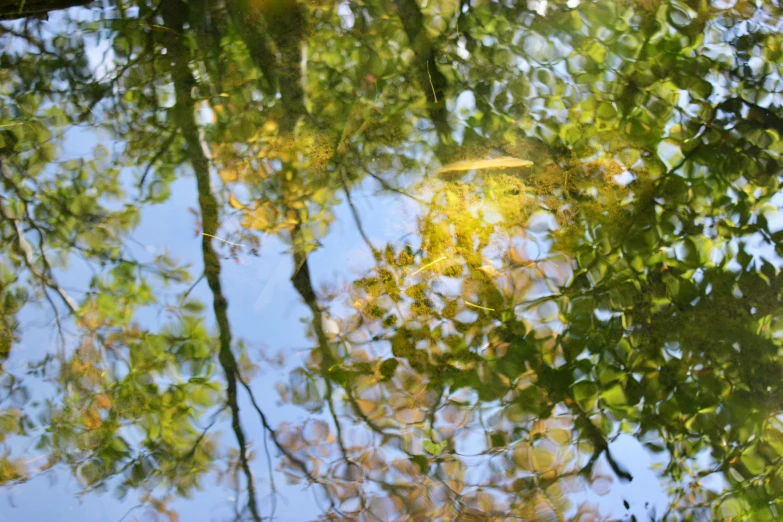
left=2, top=0, right=783, bottom=520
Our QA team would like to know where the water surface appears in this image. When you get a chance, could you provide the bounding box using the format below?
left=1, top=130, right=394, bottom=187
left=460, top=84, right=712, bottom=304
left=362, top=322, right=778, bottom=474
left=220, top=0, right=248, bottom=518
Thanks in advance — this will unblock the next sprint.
left=2, top=0, right=783, bottom=520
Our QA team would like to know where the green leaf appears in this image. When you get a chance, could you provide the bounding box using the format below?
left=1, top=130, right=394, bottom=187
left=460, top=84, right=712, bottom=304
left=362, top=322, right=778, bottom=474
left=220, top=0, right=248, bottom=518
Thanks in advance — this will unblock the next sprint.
left=182, top=299, right=205, bottom=313
left=379, top=358, right=398, bottom=381
left=571, top=381, right=598, bottom=411
left=681, top=238, right=700, bottom=268
left=601, top=383, right=627, bottom=407
left=423, top=439, right=448, bottom=456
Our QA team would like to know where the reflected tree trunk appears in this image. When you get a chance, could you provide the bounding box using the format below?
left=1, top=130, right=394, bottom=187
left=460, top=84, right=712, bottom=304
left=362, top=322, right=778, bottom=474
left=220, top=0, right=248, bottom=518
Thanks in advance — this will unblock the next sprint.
left=160, top=2, right=262, bottom=521
left=0, top=0, right=91, bottom=20
left=391, top=0, right=450, bottom=140
left=226, top=0, right=308, bottom=131
left=224, top=0, right=280, bottom=97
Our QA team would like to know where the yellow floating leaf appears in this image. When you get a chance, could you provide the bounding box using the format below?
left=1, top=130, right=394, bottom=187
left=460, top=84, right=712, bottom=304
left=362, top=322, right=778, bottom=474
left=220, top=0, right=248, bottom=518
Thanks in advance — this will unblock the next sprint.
left=355, top=399, right=376, bottom=416
left=439, top=156, right=534, bottom=174
left=228, top=193, right=244, bottom=209
left=530, top=445, right=555, bottom=471
left=219, top=167, right=238, bottom=183
left=478, top=264, right=499, bottom=277
left=512, top=444, right=529, bottom=468
left=547, top=428, right=571, bottom=445
left=448, top=478, right=464, bottom=494
left=507, top=247, right=528, bottom=266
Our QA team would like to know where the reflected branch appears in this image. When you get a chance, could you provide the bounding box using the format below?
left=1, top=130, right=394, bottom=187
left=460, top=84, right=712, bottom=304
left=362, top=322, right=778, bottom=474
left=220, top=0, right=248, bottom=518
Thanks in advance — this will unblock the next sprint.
left=183, top=404, right=227, bottom=462
left=576, top=411, right=633, bottom=483
left=236, top=373, right=344, bottom=517
left=0, top=164, right=79, bottom=315
left=364, top=170, right=428, bottom=205
left=339, top=166, right=378, bottom=258
left=137, top=128, right=178, bottom=194
left=325, top=384, right=349, bottom=460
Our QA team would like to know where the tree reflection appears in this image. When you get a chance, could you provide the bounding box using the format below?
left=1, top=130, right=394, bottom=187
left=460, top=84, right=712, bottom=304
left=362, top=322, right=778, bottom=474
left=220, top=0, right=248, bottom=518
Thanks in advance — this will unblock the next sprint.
left=1, top=0, right=783, bottom=520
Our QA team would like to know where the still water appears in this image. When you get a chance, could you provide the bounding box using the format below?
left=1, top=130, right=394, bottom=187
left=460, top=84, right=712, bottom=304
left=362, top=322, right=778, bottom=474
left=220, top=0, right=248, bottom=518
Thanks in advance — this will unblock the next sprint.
left=2, top=0, right=783, bottom=520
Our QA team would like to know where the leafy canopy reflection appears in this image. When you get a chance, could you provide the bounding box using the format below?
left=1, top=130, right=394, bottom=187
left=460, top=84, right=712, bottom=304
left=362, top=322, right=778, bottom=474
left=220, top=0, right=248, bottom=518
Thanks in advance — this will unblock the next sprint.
left=1, top=0, right=783, bottom=520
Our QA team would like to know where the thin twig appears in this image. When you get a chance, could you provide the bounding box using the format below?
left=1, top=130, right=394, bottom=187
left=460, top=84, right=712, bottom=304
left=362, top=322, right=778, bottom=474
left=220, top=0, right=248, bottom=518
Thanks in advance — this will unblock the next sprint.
left=325, top=382, right=349, bottom=460
left=365, top=171, right=428, bottom=204
left=183, top=404, right=227, bottom=461
left=236, top=375, right=320, bottom=484
left=411, top=255, right=447, bottom=276
left=138, top=129, right=178, bottom=193
left=116, top=503, right=144, bottom=522
left=181, top=272, right=205, bottom=303
left=261, top=417, right=278, bottom=521
left=202, top=232, right=244, bottom=247
left=426, top=60, right=438, bottom=103
left=338, top=167, right=377, bottom=258
left=463, top=300, right=495, bottom=312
